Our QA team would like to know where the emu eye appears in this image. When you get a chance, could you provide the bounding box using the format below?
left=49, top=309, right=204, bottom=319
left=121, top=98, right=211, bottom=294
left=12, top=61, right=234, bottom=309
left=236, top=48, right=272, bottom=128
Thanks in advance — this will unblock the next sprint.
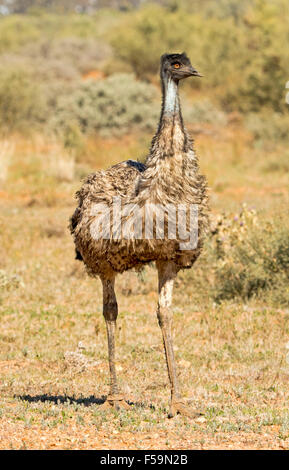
left=173, top=62, right=181, bottom=69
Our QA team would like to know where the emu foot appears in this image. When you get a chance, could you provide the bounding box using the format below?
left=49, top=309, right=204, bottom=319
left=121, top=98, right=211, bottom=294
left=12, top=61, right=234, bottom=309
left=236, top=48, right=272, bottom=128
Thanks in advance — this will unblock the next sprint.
left=168, top=398, right=203, bottom=419
left=100, top=394, right=130, bottom=411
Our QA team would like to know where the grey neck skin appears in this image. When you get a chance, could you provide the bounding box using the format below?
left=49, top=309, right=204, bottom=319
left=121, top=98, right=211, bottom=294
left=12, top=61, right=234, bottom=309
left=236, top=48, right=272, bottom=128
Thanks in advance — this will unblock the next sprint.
left=162, top=74, right=180, bottom=117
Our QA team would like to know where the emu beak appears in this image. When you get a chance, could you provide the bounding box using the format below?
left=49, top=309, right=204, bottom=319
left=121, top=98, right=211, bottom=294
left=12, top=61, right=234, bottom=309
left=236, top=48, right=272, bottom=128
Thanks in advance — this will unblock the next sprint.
left=190, top=67, right=203, bottom=77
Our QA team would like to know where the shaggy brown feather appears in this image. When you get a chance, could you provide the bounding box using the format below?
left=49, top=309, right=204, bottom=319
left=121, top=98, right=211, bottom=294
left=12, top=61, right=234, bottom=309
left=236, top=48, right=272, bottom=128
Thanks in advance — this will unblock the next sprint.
left=70, top=55, right=209, bottom=277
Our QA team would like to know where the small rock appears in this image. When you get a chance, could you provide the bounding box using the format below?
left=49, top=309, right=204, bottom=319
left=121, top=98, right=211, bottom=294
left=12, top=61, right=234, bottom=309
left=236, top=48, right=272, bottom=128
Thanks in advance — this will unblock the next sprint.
left=195, top=416, right=206, bottom=423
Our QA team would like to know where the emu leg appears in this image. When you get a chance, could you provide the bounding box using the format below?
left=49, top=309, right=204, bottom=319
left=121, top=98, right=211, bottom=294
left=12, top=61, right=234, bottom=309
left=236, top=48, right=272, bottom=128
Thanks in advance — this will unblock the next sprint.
left=100, top=276, right=129, bottom=410
left=156, top=261, right=201, bottom=418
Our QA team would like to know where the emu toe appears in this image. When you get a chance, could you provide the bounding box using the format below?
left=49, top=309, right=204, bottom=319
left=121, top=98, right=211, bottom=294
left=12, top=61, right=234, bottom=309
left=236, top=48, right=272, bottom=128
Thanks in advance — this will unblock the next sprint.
left=168, top=398, right=204, bottom=419
left=100, top=394, right=130, bottom=411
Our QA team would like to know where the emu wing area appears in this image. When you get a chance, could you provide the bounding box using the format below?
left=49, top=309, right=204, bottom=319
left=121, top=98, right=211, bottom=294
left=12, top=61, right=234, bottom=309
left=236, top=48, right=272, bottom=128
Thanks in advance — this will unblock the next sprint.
left=70, top=160, right=147, bottom=274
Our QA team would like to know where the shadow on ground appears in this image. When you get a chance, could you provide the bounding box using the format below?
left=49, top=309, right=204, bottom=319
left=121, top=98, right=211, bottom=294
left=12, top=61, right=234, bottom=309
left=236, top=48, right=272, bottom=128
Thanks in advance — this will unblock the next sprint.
left=15, top=394, right=155, bottom=409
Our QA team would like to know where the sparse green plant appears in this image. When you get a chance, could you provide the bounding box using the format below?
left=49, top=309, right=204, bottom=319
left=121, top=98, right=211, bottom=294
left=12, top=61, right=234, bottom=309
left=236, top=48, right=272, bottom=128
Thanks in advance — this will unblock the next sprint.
left=0, top=270, right=23, bottom=291
left=50, top=74, right=159, bottom=137
left=0, top=67, right=47, bottom=132
left=183, top=98, right=227, bottom=125
left=245, top=111, right=289, bottom=146
left=207, top=206, right=289, bottom=304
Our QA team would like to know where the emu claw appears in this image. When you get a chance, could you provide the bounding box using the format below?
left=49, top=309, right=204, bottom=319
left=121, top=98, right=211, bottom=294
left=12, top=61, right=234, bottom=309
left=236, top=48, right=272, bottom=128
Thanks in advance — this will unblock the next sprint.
left=100, top=394, right=130, bottom=411
left=168, top=398, right=203, bottom=419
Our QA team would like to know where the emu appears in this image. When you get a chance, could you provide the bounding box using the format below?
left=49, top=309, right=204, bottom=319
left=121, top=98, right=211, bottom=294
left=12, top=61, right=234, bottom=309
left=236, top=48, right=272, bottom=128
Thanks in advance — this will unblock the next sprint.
left=70, top=53, right=209, bottom=418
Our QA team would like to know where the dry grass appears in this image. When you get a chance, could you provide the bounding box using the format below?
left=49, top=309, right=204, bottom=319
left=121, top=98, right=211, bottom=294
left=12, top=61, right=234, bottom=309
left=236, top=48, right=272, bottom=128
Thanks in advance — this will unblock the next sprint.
left=42, top=141, right=75, bottom=183
left=0, top=125, right=288, bottom=449
left=0, top=140, right=14, bottom=187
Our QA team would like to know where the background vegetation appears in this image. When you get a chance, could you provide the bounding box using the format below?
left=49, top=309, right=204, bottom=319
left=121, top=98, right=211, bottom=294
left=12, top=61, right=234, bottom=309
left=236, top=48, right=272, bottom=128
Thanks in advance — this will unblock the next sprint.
left=0, top=0, right=288, bottom=450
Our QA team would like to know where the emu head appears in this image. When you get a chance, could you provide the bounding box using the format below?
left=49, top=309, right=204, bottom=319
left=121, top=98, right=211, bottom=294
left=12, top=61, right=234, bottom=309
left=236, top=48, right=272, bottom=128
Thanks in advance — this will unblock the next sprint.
left=161, top=52, right=202, bottom=81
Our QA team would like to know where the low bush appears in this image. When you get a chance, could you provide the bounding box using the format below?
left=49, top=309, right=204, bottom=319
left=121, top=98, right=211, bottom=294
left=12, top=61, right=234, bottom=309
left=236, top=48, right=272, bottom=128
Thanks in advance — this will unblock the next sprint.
left=207, top=206, right=289, bottom=305
left=261, top=150, right=289, bottom=173
left=50, top=73, right=159, bottom=138
left=0, top=67, right=47, bottom=132
left=245, top=111, right=289, bottom=146
left=19, top=37, right=111, bottom=78
left=183, top=99, right=227, bottom=126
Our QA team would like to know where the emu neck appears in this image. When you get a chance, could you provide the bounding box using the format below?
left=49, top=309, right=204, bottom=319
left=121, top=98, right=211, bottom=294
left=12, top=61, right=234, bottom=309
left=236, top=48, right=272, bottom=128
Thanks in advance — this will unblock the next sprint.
left=137, top=73, right=196, bottom=203
left=149, top=73, right=187, bottom=160
left=162, top=76, right=180, bottom=116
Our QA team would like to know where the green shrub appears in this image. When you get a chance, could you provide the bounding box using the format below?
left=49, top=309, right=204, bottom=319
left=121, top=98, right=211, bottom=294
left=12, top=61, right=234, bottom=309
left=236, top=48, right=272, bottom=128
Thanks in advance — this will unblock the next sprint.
left=50, top=73, right=159, bottom=137
left=0, top=15, right=40, bottom=53
left=0, top=67, right=47, bottom=132
left=245, top=111, right=289, bottom=145
left=261, top=150, right=289, bottom=173
left=110, top=5, right=199, bottom=79
left=21, top=37, right=111, bottom=77
left=0, top=12, right=108, bottom=54
left=0, top=36, right=111, bottom=85
left=208, top=206, right=289, bottom=304
left=183, top=98, right=227, bottom=125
